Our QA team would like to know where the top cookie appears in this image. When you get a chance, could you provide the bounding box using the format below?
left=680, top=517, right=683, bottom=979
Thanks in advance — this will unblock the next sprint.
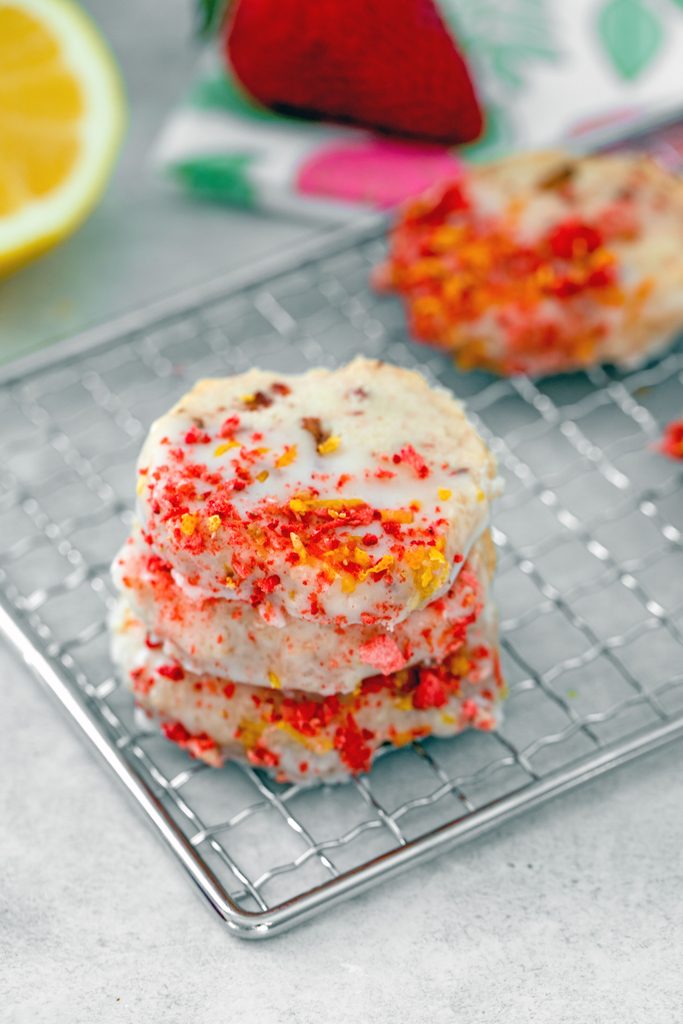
left=135, top=357, right=498, bottom=627
left=378, top=150, right=683, bottom=376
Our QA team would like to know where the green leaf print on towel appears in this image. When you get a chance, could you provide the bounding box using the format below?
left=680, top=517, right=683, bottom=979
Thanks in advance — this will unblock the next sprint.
left=169, top=153, right=256, bottom=206
left=597, top=0, right=663, bottom=80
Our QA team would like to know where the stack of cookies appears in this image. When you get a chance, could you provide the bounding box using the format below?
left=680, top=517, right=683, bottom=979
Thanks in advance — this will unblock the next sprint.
left=110, top=358, right=504, bottom=783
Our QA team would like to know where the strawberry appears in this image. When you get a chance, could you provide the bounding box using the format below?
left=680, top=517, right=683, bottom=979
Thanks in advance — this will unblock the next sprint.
left=223, top=0, right=483, bottom=145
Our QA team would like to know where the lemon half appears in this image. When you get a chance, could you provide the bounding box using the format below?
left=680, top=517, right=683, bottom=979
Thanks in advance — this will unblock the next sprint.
left=0, top=0, right=124, bottom=275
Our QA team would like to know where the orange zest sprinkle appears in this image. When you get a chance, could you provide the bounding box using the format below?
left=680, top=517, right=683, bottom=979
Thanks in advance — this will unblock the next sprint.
left=450, top=654, right=472, bottom=676
left=359, top=553, right=394, bottom=581
left=214, top=441, right=240, bottom=457
left=317, top=435, right=341, bottom=455
left=404, top=544, right=448, bottom=599
left=275, top=445, right=298, bottom=468
left=341, top=573, right=358, bottom=594
left=380, top=508, right=414, bottom=524
left=289, top=496, right=364, bottom=513
left=352, top=546, right=372, bottom=567
left=180, top=513, right=197, bottom=537
left=290, top=532, right=307, bottom=562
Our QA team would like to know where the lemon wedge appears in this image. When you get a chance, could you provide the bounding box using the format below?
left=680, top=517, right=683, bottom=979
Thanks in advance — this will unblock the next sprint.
left=0, top=0, right=124, bottom=275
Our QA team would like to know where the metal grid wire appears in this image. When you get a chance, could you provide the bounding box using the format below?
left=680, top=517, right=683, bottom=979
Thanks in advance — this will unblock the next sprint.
left=2, top=221, right=683, bottom=937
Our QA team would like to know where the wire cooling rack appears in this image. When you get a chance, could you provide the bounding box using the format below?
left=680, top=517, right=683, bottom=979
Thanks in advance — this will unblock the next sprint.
left=2, top=216, right=683, bottom=938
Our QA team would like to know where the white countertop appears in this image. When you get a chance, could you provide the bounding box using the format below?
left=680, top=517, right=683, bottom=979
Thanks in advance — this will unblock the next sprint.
left=3, top=3, right=683, bottom=1020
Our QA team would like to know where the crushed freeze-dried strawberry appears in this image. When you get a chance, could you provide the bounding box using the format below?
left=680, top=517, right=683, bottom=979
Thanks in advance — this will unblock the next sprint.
left=247, top=744, right=280, bottom=768
left=460, top=698, right=479, bottom=722
left=412, top=669, right=448, bottom=709
left=130, top=667, right=154, bottom=695
left=162, top=720, right=190, bottom=743
left=280, top=693, right=341, bottom=738
left=334, top=715, right=374, bottom=773
left=184, top=425, right=211, bottom=444
left=392, top=444, right=430, bottom=479
left=660, top=418, right=683, bottom=460
left=218, top=414, right=240, bottom=438
left=157, top=663, right=184, bottom=681
left=161, top=721, right=219, bottom=762
left=358, top=635, right=407, bottom=675
left=547, top=219, right=603, bottom=260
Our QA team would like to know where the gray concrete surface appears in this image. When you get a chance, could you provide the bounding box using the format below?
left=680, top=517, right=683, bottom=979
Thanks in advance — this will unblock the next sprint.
left=2, top=3, right=683, bottom=1021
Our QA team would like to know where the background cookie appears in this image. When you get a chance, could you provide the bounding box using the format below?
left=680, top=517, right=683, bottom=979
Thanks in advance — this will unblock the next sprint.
left=377, top=150, right=683, bottom=376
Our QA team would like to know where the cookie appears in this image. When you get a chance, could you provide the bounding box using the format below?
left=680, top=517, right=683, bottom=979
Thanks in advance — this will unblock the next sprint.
left=377, top=150, right=683, bottom=376
left=111, top=596, right=504, bottom=784
left=113, top=527, right=495, bottom=695
left=135, top=357, right=498, bottom=626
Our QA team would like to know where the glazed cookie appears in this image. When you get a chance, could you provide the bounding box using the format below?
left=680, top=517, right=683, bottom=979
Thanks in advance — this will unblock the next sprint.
left=134, top=357, right=498, bottom=626
left=112, top=526, right=495, bottom=695
left=377, top=150, right=683, bottom=376
left=111, top=596, right=504, bottom=784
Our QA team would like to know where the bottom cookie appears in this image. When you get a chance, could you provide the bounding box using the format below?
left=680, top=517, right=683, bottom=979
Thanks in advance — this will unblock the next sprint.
left=111, top=596, right=505, bottom=784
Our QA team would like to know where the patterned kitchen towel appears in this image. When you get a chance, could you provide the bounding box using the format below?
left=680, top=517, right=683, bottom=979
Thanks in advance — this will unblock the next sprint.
left=156, top=0, right=683, bottom=219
